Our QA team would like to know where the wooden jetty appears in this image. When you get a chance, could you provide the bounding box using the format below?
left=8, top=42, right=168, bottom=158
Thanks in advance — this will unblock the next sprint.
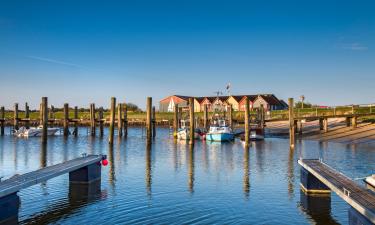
left=298, top=159, right=375, bottom=224
left=0, top=154, right=107, bottom=224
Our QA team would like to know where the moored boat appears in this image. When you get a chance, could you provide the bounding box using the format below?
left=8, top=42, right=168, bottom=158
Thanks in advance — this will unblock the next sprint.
left=14, top=126, right=59, bottom=137
left=206, top=119, right=234, bottom=142
left=177, top=120, right=205, bottom=140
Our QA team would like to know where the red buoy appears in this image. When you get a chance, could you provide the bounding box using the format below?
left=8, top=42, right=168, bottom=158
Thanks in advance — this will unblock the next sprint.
left=102, top=159, right=108, bottom=166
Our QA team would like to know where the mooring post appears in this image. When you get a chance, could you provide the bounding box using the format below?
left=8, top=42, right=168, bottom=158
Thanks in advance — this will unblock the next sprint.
left=25, top=102, right=30, bottom=129
left=351, top=117, right=357, bottom=128
left=50, top=105, right=55, bottom=120
left=63, top=103, right=69, bottom=136
left=260, top=104, right=265, bottom=128
left=39, top=103, right=43, bottom=125
left=90, top=103, right=96, bottom=136
left=99, top=107, right=104, bottom=137
left=0, top=106, right=4, bottom=136
left=228, top=104, right=233, bottom=130
left=319, top=118, right=324, bottom=130
left=152, top=106, right=156, bottom=138
left=117, top=103, right=123, bottom=137
left=109, top=97, right=116, bottom=145
left=288, top=98, right=295, bottom=150
left=298, top=120, right=302, bottom=135
left=189, top=98, right=195, bottom=145
left=146, top=97, right=152, bottom=140
left=42, top=97, right=48, bottom=143
left=346, top=117, right=351, bottom=127
left=74, top=106, right=78, bottom=136
left=203, top=104, right=208, bottom=131
left=13, top=103, right=19, bottom=130
left=352, top=105, right=355, bottom=115
left=173, top=104, right=179, bottom=137
left=323, top=118, right=328, bottom=132
left=123, top=104, right=128, bottom=138
left=244, top=97, right=250, bottom=145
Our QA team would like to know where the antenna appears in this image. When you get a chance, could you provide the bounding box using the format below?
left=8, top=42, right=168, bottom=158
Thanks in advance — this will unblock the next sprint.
left=213, top=91, right=223, bottom=97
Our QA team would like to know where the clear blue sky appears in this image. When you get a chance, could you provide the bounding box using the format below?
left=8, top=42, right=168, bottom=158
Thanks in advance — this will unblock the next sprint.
left=0, top=0, right=374, bottom=109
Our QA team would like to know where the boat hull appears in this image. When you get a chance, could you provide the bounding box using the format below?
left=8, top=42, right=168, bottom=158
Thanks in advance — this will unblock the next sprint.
left=177, top=129, right=201, bottom=140
left=17, top=128, right=59, bottom=137
left=365, top=176, right=375, bottom=188
left=206, top=133, right=234, bottom=142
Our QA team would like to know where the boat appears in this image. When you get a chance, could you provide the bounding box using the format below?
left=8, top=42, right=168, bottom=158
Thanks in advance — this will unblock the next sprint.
left=250, top=127, right=264, bottom=141
left=177, top=120, right=205, bottom=140
left=364, top=175, right=375, bottom=188
left=14, top=126, right=59, bottom=137
left=206, top=119, right=234, bottom=142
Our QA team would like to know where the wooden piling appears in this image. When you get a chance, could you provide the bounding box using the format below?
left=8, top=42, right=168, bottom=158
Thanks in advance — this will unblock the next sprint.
left=288, top=98, right=295, bottom=150
left=260, top=104, right=265, bottom=128
left=346, top=117, right=351, bottom=127
left=117, top=103, right=123, bottom=137
left=90, top=103, right=96, bottom=136
left=123, top=104, right=128, bottom=137
left=323, top=118, right=328, bottom=132
left=41, top=97, right=48, bottom=143
left=152, top=106, right=156, bottom=138
left=173, top=104, right=179, bottom=137
left=14, top=103, right=19, bottom=130
left=319, top=118, right=324, bottom=130
left=109, top=97, right=116, bottom=144
left=351, top=116, right=357, bottom=128
left=99, top=107, right=104, bottom=136
left=146, top=97, right=152, bottom=140
left=228, top=105, right=233, bottom=130
left=203, top=104, right=208, bottom=131
left=63, top=103, right=69, bottom=136
left=0, top=106, right=4, bottom=136
left=74, top=106, right=78, bottom=136
left=39, top=103, right=43, bottom=125
left=50, top=105, right=55, bottom=120
left=189, top=98, right=195, bottom=145
left=25, top=102, right=30, bottom=129
left=244, top=97, right=250, bottom=144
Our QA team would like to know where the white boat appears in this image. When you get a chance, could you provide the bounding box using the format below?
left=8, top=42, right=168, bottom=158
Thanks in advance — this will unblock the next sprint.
left=14, top=126, right=59, bottom=137
left=250, top=128, right=264, bottom=141
left=206, top=119, right=234, bottom=142
left=364, top=175, right=375, bottom=188
left=177, top=120, right=204, bottom=140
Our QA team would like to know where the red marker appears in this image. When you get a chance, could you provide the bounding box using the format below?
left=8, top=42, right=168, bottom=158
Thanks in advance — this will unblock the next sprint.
left=102, top=159, right=108, bottom=166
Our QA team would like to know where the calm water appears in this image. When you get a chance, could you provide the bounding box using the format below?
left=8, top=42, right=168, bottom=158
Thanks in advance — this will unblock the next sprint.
left=0, top=127, right=374, bottom=224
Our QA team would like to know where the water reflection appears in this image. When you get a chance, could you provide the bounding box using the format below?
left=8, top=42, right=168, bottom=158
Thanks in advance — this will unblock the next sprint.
left=145, top=140, right=152, bottom=196
left=287, top=148, right=295, bottom=198
left=243, top=144, right=250, bottom=198
left=108, top=144, right=116, bottom=188
left=188, top=144, right=194, bottom=193
left=40, top=141, right=47, bottom=168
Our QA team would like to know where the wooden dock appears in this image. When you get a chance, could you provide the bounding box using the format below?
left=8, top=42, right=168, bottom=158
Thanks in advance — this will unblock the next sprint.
left=298, top=159, right=375, bottom=224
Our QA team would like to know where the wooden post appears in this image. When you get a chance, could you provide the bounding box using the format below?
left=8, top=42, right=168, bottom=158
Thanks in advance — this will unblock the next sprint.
left=50, top=105, right=55, bottom=120
left=260, top=104, right=265, bottom=128
left=319, top=118, right=324, bottom=130
left=323, top=118, right=328, bottom=132
left=13, top=103, right=19, bottom=130
left=333, top=107, right=336, bottom=116
left=74, top=106, right=78, bottom=136
left=25, top=102, right=30, bottom=129
left=90, top=103, right=96, bottom=136
left=244, top=97, right=250, bottom=144
left=228, top=104, right=233, bottom=130
left=298, top=120, right=302, bottom=135
left=109, top=97, right=116, bottom=144
left=99, top=107, right=104, bottom=137
left=315, top=107, right=318, bottom=116
left=39, top=103, right=43, bottom=125
left=123, top=104, right=128, bottom=137
left=294, top=120, right=298, bottom=134
left=351, top=117, right=357, bottom=128
left=189, top=98, right=195, bottom=145
left=117, top=103, right=123, bottom=137
left=152, top=106, right=156, bottom=138
left=352, top=105, right=355, bottom=114
left=203, top=104, right=208, bottom=131
left=63, top=103, right=69, bottom=136
left=41, top=97, right=48, bottom=143
left=0, top=107, right=4, bottom=136
left=146, top=97, right=152, bottom=140
left=288, top=98, right=295, bottom=150
left=346, top=117, right=351, bottom=127
left=173, top=104, right=179, bottom=137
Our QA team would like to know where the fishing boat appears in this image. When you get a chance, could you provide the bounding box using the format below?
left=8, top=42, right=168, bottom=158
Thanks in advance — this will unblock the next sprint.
left=14, top=126, right=59, bottom=137
left=206, top=119, right=234, bottom=142
left=177, top=120, right=205, bottom=140
left=364, top=174, right=375, bottom=188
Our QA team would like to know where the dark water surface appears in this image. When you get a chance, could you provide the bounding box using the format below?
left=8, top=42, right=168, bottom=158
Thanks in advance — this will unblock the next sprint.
left=0, top=127, right=374, bottom=224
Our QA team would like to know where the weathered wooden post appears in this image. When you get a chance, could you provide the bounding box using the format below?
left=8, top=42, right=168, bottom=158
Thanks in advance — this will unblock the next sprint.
left=346, top=117, right=351, bottom=127
left=323, top=118, right=328, bottom=132
left=260, top=104, right=265, bottom=128
left=228, top=104, right=233, bottom=130
left=173, top=104, right=179, bottom=137
left=152, top=106, right=156, bottom=138
left=288, top=98, right=295, bottom=150
left=319, top=118, right=324, bottom=130
left=25, top=103, right=30, bottom=129
left=203, top=104, right=208, bottom=131
left=123, top=104, right=128, bottom=138
left=315, top=107, right=318, bottom=116
left=13, top=103, right=19, bottom=130
left=189, top=98, right=195, bottom=145
left=351, top=116, right=357, bottom=128
left=50, top=105, right=55, bottom=120
left=352, top=105, right=355, bottom=115
left=99, top=107, right=104, bottom=137
left=41, top=97, right=48, bottom=143
left=0, top=107, right=4, bottom=136
left=90, top=103, right=96, bottom=136
left=63, top=103, right=69, bottom=136
left=146, top=97, right=152, bottom=140
left=109, top=97, right=116, bottom=144
left=244, top=97, right=250, bottom=145
left=117, top=103, right=123, bottom=137
left=74, top=106, right=78, bottom=136
left=39, top=103, right=43, bottom=125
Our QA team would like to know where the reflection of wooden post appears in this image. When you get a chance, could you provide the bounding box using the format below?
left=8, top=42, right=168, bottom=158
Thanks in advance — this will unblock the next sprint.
left=74, top=106, right=78, bottom=136
left=63, top=103, right=69, bottom=136
left=25, top=102, right=30, bottom=129
left=42, top=97, right=48, bottom=143
left=244, top=97, right=250, bottom=144
left=189, top=98, right=195, bottom=145
left=228, top=105, right=233, bottom=130
left=173, top=104, right=179, bottom=137
left=109, top=97, right=116, bottom=144
left=117, top=103, right=123, bottom=137
left=146, top=97, right=152, bottom=140
left=0, top=106, right=4, bottom=136
left=14, top=103, right=19, bottom=130
left=123, top=104, right=128, bottom=137
left=203, top=104, right=208, bottom=131
left=99, top=107, right=104, bottom=136
left=152, top=106, right=156, bottom=138
left=90, top=103, right=96, bottom=136
left=288, top=98, right=295, bottom=150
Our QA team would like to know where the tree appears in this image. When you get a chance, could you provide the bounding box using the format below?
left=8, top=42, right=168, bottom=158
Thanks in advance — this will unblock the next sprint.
left=126, top=103, right=140, bottom=112
left=295, top=101, right=312, bottom=109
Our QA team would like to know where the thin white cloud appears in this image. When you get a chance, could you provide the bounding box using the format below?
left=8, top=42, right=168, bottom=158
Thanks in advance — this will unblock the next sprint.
left=340, top=43, right=368, bottom=51
left=26, top=55, right=82, bottom=68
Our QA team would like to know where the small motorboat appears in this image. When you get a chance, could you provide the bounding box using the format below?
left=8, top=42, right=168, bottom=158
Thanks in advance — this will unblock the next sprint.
left=364, top=175, right=375, bottom=188
left=206, top=119, right=234, bottom=142
left=14, top=126, right=59, bottom=137
left=177, top=120, right=205, bottom=140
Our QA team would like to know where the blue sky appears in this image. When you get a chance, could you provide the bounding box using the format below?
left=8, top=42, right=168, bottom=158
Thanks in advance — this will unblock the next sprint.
left=0, top=0, right=374, bottom=109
